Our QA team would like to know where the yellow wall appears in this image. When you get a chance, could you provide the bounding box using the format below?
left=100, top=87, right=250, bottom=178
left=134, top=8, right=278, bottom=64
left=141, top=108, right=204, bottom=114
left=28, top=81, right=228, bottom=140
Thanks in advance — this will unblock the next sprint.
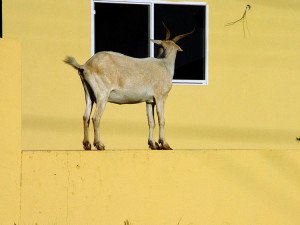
left=1, top=0, right=300, bottom=224
left=3, top=0, right=300, bottom=150
left=0, top=39, right=22, bottom=224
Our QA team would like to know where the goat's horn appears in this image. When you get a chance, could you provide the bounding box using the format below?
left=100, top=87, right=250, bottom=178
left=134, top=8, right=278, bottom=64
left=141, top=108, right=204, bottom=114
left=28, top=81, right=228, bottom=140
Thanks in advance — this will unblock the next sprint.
left=162, top=22, right=171, bottom=40
left=172, top=28, right=195, bottom=43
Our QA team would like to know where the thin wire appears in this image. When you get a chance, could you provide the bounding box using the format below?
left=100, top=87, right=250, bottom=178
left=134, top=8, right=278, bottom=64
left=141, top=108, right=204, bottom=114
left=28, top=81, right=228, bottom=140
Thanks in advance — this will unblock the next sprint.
left=225, top=5, right=251, bottom=38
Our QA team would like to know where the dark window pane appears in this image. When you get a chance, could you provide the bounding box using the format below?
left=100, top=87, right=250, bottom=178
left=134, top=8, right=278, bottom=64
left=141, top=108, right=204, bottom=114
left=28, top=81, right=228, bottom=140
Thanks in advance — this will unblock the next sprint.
left=154, top=4, right=206, bottom=80
left=94, top=3, right=149, bottom=58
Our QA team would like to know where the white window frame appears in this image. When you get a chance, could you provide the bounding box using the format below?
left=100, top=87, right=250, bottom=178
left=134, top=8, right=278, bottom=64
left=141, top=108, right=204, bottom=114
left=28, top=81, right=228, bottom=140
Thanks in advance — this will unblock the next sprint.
left=91, top=0, right=209, bottom=85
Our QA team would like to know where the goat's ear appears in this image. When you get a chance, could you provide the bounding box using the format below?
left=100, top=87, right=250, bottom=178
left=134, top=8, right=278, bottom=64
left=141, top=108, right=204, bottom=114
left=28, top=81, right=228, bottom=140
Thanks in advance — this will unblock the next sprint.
left=176, top=45, right=183, bottom=52
left=150, top=39, right=162, bottom=45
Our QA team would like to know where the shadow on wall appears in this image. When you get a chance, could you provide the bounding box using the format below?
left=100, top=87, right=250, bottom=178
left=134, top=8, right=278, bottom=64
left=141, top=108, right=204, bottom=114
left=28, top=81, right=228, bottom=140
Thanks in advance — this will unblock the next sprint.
left=23, top=114, right=297, bottom=147
left=169, top=123, right=297, bottom=146
left=23, top=115, right=85, bottom=132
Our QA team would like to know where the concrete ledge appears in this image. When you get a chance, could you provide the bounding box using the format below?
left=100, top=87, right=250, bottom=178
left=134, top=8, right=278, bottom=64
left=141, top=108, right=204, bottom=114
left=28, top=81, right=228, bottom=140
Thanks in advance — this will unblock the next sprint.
left=20, top=150, right=300, bottom=225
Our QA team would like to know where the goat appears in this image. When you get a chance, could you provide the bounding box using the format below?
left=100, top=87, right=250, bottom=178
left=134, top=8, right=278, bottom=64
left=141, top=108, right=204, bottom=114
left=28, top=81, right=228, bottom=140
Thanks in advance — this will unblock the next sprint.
left=64, top=23, right=194, bottom=150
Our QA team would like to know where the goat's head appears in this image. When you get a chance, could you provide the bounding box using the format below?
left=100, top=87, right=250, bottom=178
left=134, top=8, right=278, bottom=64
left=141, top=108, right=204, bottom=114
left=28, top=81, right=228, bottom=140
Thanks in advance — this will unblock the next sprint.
left=151, top=22, right=195, bottom=58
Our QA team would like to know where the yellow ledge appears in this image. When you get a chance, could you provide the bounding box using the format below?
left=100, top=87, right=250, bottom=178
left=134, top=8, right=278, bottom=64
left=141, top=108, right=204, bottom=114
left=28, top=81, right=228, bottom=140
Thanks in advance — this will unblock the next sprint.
left=18, top=149, right=300, bottom=225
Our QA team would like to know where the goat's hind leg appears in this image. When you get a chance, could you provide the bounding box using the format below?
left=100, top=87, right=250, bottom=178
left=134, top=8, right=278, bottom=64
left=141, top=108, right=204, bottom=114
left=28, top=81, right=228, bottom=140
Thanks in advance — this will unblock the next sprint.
left=92, top=95, right=107, bottom=150
left=82, top=98, right=93, bottom=150
left=84, top=75, right=108, bottom=151
left=81, top=77, right=95, bottom=150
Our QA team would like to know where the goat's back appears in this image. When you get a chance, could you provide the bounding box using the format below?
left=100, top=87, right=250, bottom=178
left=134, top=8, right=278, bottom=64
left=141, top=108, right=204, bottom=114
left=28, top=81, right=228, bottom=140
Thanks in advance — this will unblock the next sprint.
left=83, top=51, right=172, bottom=93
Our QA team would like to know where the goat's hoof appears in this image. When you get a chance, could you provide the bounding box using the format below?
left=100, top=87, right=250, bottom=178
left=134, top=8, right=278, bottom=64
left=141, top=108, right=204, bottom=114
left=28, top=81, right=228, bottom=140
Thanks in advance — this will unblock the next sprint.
left=97, top=146, right=105, bottom=151
left=158, top=140, right=173, bottom=150
left=83, top=141, right=91, bottom=150
left=148, top=141, right=161, bottom=150
left=94, top=142, right=105, bottom=151
left=161, top=144, right=173, bottom=150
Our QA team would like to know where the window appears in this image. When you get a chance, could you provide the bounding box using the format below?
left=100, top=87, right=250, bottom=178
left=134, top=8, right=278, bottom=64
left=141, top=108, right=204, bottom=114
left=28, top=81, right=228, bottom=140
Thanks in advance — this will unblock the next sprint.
left=93, top=3, right=149, bottom=58
left=91, top=0, right=208, bottom=85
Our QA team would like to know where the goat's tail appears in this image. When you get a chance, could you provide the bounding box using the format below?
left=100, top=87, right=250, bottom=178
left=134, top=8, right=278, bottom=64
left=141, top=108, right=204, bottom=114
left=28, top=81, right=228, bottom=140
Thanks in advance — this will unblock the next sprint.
left=63, top=56, right=83, bottom=71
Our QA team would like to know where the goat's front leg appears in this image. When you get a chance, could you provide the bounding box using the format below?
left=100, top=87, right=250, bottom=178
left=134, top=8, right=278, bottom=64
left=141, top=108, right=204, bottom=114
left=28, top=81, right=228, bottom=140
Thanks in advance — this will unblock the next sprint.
left=92, top=96, right=107, bottom=150
left=146, top=103, right=160, bottom=150
left=155, top=98, right=173, bottom=150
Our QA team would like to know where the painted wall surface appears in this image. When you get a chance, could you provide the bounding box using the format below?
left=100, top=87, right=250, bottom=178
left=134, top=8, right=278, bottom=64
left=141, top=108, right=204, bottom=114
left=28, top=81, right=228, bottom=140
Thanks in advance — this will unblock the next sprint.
left=0, top=39, right=22, bottom=224
left=1, top=0, right=300, bottom=225
left=3, top=0, right=300, bottom=150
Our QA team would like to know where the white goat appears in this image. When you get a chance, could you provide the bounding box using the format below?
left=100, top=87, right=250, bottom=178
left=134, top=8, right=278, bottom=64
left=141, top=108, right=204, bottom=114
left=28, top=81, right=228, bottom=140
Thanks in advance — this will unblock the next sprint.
left=64, top=24, right=194, bottom=150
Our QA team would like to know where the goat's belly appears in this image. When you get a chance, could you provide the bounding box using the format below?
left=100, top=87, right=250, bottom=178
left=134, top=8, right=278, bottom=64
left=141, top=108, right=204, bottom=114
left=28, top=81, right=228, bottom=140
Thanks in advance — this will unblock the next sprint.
left=108, top=89, right=153, bottom=104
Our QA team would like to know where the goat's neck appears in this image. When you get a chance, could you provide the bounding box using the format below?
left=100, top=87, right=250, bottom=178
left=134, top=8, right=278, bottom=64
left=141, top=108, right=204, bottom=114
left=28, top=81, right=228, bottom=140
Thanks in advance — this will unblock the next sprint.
left=162, top=48, right=178, bottom=79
